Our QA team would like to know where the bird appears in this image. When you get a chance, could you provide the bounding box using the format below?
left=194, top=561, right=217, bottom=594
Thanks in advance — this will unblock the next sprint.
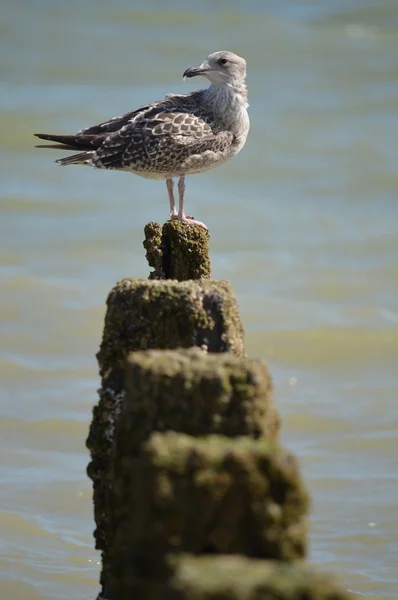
left=34, top=50, right=250, bottom=230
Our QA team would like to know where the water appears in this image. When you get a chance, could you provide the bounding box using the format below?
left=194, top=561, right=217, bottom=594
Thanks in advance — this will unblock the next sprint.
left=1, top=1, right=398, bottom=598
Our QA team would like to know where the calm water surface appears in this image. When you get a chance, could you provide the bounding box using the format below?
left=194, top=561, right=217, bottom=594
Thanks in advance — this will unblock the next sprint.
left=1, top=1, right=398, bottom=598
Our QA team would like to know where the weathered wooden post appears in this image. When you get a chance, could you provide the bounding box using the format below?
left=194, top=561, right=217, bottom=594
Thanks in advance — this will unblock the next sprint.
left=88, top=221, right=253, bottom=597
left=87, top=221, right=352, bottom=600
left=109, top=432, right=308, bottom=598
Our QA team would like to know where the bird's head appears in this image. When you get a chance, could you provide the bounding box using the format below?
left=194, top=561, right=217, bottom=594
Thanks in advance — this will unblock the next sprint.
left=183, top=51, right=246, bottom=87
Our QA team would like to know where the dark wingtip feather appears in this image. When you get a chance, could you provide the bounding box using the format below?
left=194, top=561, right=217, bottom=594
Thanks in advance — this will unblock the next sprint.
left=55, top=151, right=94, bottom=166
left=35, top=143, right=80, bottom=150
left=34, top=133, right=52, bottom=140
left=34, top=132, right=107, bottom=150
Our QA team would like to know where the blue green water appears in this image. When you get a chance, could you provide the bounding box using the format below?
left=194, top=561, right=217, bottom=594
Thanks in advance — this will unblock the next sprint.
left=1, top=1, right=398, bottom=598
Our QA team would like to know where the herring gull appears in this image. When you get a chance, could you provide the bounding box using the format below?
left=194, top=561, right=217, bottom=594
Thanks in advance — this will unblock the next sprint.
left=34, top=51, right=250, bottom=230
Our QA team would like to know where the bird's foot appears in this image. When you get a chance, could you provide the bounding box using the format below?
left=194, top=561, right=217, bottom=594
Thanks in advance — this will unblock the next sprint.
left=182, top=216, right=208, bottom=230
left=170, top=214, right=208, bottom=230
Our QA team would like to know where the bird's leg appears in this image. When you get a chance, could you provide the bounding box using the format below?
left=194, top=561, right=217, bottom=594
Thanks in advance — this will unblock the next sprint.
left=177, top=176, right=208, bottom=230
left=177, top=176, right=186, bottom=220
left=166, top=178, right=178, bottom=219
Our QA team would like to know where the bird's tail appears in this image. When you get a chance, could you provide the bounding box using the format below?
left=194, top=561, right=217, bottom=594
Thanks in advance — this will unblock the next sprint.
left=34, top=132, right=105, bottom=165
left=55, top=151, right=95, bottom=165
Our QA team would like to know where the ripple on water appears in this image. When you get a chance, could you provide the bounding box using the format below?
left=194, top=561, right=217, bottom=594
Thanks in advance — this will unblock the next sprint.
left=1, top=1, right=398, bottom=599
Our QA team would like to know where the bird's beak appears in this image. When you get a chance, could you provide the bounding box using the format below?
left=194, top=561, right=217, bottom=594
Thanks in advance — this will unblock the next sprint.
left=183, top=61, right=211, bottom=79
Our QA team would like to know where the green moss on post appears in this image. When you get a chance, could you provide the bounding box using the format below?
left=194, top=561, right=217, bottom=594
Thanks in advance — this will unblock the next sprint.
left=121, top=348, right=279, bottom=454
left=87, top=278, right=245, bottom=594
left=97, top=278, right=245, bottom=376
left=165, top=555, right=353, bottom=600
left=143, top=222, right=164, bottom=279
left=122, top=556, right=353, bottom=600
left=143, top=220, right=211, bottom=280
left=108, top=557, right=353, bottom=600
left=109, top=433, right=309, bottom=597
left=162, top=220, right=211, bottom=280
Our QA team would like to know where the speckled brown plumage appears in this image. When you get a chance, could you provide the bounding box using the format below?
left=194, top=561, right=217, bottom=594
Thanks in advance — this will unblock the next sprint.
left=35, top=51, right=250, bottom=229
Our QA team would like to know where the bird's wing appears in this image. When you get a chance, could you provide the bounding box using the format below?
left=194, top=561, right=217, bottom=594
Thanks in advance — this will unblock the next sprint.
left=92, top=99, right=233, bottom=171
left=35, top=102, right=157, bottom=151
left=77, top=103, right=154, bottom=135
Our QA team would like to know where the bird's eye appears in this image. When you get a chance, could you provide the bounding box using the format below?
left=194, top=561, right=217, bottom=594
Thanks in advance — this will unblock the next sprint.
left=218, top=58, right=228, bottom=66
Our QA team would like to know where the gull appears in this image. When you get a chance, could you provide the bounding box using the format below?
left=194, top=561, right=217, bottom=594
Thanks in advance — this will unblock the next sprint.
left=34, top=50, right=250, bottom=230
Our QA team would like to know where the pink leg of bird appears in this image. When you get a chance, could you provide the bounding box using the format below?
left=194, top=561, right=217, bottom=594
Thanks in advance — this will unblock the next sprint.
left=166, top=178, right=178, bottom=219
left=176, top=176, right=208, bottom=230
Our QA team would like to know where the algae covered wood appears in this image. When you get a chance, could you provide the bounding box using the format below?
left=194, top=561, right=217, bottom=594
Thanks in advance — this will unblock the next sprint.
left=86, top=218, right=351, bottom=600
left=165, top=555, right=353, bottom=600
left=121, top=348, right=279, bottom=454
left=144, top=220, right=211, bottom=280
left=87, top=275, right=246, bottom=593
left=97, top=278, right=245, bottom=378
left=115, top=556, right=353, bottom=600
left=109, top=432, right=309, bottom=594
